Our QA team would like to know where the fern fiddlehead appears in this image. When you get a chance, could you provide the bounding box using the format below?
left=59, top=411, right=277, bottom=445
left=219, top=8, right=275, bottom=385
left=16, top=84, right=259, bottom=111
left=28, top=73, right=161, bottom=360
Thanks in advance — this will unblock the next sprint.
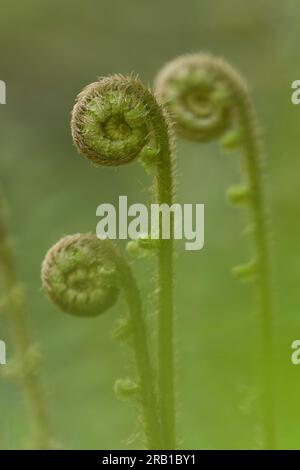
left=155, top=54, right=276, bottom=449
left=41, top=234, right=119, bottom=318
left=71, top=75, right=176, bottom=449
left=42, top=233, right=160, bottom=449
left=0, top=195, right=54, bottom=449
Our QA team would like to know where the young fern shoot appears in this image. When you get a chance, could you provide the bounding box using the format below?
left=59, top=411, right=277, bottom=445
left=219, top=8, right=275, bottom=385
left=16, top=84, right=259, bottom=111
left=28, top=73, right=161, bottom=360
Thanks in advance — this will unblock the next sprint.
left=41, top=234, right=160, bottom=449
left=155, top=54, right=275, bottom=449
left=0, top=195, right=53, bottom=449
left=71, top=75, right=176, bottom=449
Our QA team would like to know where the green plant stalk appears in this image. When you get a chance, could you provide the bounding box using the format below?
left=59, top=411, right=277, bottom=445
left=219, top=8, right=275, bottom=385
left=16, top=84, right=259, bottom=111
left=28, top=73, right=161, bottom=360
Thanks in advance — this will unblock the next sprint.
left=115, top=250, right=161, bottom=449
left=71, top=76, right=177, bottom=449
left=142, top=94, right=176, bottom=450
left=42, top=234, right=161, bottom=449
left=146, top=97, right=176, bottom=449
left=155, top=54, right=275, bottom=449
left=237, top=98, right=275, bottom=449
left=156, top=145, right=176, bottom=450
left=0, top=199, right=53, bottom=449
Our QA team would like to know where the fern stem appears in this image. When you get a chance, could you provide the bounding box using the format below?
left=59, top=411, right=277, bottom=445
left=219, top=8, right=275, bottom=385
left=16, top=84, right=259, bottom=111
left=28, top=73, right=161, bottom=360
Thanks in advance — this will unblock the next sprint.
left=0, top=197, right=53, bottom=449
left=116, top=250, right=161, bottom=449
left=156, top=146, right=176, bottom=450
left=155, top=53, right=276, bottom=449
left=71, top=75, right=177, bottom=449
left=238, top=98, right=276, bottom=449
left=42, top=234, right=161, bottom=449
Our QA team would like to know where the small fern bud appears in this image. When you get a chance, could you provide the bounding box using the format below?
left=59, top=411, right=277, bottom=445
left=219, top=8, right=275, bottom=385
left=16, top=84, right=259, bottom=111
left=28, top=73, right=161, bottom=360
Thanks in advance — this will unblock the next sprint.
left=221, top=129, right=243, bottom=151
left=126, top=234, right=158, bottom=259
left=139, top=145, right=161, bottom=174
left=112, top=318, right=131, bottom=345
left=126, top=240, right=145, bottom=259
left=114, top=378, right=139, bottom=403
left=227, top=184, right=250, bottom=205
left=232, top=260, right=257, bottom=282
left=41, top=234, right=120, bottom=318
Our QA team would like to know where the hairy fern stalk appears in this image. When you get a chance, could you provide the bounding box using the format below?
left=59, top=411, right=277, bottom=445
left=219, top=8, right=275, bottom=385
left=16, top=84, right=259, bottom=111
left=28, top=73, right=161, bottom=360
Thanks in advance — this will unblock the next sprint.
left=0, top=195, right=53, bottom=449
left=70, top=75, right=177, bottom=449
left=155, top=54, right=276, bottom=449
left=42, top=233, right=161, bottom=448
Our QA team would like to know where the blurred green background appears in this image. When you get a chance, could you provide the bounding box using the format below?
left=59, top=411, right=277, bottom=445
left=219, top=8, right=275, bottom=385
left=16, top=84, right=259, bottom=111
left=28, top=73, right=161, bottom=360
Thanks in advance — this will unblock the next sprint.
left=0, top=0, right=299, bottom=450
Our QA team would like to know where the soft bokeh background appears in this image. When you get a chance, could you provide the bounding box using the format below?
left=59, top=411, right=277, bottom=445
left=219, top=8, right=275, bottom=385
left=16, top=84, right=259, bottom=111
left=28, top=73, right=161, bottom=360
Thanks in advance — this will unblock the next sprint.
left=0, top=0, right=299, bottom=450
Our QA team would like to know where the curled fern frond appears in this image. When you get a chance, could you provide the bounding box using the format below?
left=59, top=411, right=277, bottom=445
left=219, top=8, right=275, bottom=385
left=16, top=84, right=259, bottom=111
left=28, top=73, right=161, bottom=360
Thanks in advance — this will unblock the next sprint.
left=41, top=233, right=161, bottom=449
left=114, top=377, right=139, bottom=403
left=42, top=234, right=119, bottom=318
left=155, top=54, right=236, bottom=142
left=72, top=75, right=177, bottom=449
left=72, top=75, right=168, bottom=167
left=156, top=53, right=276, bottom=449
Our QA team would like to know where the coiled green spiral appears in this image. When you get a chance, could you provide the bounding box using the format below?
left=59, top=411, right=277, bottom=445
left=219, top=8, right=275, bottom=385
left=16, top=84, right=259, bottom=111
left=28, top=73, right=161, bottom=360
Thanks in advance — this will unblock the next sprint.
left=71, top=75, right=163, bottom=166
left=71, top=75, right=176, bottom=448
left=156, top=53, right=276, bottom=449
left=42, top=232, right=161, bottom=448
left=41, top=234, right=119, bottom=318
left=154, top=53, right=245, bottom=142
